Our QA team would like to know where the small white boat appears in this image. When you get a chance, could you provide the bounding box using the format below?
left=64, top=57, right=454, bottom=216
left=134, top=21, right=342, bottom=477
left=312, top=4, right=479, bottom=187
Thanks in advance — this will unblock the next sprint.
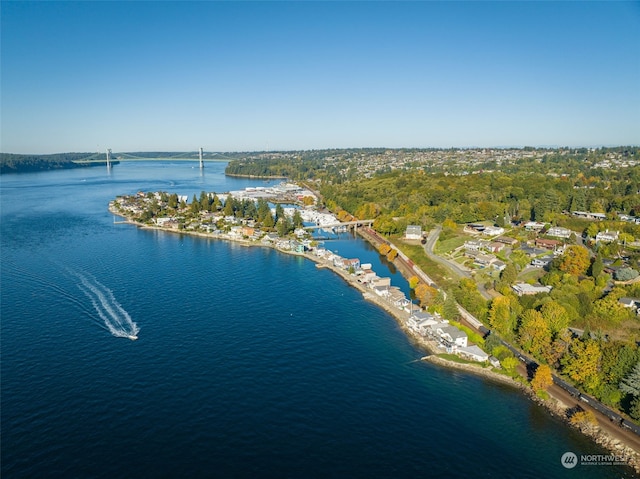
left=127, top=335, right=138, bottom=341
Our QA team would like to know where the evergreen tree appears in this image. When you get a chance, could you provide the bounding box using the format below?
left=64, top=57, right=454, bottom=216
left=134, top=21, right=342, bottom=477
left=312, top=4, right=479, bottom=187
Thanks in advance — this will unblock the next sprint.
left=442, top=291, right=459, bottom=321
left=590, top=253, right=604, bottom=278
left=620, top=361, right=640, bottom=397
left=223, top=195, right=234, bottom=216
left=292, top=209, right=304, bottom=229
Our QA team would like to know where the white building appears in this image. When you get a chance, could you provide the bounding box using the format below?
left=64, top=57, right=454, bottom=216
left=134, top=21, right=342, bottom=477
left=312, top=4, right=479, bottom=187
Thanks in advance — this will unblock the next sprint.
left=546, top=227, right=572, bottom=239
left=405, top=225, right=423, bottom=240
left=512, top=283, right=552, bottom=296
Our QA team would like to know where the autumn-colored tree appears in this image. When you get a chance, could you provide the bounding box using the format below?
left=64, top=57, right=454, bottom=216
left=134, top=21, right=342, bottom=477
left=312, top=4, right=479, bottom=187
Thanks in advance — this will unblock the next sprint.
left=561, top=339, right=602, bottom=391
left=415, top=283, right=438, bottom=307
left=408, top=276, right=420, bottom=289
left=569, top=409, right=597, bottom=427
left=442, top=218, right=457, bottom=230
left=518, top=309, right=551, bottom=358
left=531, top=364, right=553, bottom=392
left=542, top=337, right=569, bottom=367
left=540, top=301, right=570, bottom=338
left=387, top=248, right=398, bottom=261
left=378, top=243, right=391, bottom=256
left=557, top=245, right=590, bottom=276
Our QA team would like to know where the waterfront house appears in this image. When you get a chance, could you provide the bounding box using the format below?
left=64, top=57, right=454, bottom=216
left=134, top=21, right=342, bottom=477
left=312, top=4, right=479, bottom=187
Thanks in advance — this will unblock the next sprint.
left=342, top=258, right=361, bottom=271
left=429, top=322, right=468, bottom=350
left=388, top=288, right=410, bottom=310
left=372, top=284, right=390, bottom=297
left=457, top=345, right=489, bottom=362
left=370, top=277, right=391, bottom=289
left=489, top=356, right=501, bottom=368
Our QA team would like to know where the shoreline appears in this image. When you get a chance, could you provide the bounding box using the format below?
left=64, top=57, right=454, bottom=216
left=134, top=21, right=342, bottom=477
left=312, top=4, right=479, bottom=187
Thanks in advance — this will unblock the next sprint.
left=109, top=207, right=640, bottom=474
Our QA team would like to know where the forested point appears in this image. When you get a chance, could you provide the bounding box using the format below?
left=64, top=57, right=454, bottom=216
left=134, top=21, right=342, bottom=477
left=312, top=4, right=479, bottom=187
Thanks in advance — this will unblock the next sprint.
left=0, top=153, right=117, bottom=174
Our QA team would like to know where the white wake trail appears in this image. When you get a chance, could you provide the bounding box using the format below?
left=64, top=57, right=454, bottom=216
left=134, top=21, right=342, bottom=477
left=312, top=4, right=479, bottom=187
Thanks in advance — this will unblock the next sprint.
left=73, top=271, right=140, bottom=339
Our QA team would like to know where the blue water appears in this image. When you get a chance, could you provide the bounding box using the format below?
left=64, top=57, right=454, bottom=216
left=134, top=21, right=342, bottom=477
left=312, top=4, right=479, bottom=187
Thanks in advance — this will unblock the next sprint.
left=1, top=162, right=636, bottom=478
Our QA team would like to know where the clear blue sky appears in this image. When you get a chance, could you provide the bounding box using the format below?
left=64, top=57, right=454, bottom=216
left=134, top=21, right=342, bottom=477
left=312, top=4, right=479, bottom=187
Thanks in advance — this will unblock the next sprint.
left=2, top=1, right=639, bottom=154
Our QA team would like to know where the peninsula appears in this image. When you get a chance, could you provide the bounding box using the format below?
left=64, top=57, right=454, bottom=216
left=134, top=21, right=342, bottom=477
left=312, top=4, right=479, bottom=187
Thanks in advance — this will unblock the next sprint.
left=110, top=179, right=640, bottom=474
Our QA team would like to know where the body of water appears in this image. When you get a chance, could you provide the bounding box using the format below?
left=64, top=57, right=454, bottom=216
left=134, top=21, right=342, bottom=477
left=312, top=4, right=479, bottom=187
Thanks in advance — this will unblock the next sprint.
left=1, top=162, right=635, bottom=478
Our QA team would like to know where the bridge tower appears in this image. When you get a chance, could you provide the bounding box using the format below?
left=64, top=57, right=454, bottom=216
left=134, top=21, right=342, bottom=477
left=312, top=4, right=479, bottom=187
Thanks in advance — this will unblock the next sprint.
left=199, top=147, right=204, bottom=169
left=106, top=149, right=112, bottom=169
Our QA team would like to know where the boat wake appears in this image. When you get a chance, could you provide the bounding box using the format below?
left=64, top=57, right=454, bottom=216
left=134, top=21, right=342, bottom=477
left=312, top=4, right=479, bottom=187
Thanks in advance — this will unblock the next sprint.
left=72, top=271, right=140, bottom=340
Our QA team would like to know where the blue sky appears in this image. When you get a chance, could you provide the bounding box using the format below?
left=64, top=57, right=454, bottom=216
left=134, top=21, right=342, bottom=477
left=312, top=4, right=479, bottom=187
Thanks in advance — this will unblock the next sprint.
left=2, top=1, right=639, bottom=154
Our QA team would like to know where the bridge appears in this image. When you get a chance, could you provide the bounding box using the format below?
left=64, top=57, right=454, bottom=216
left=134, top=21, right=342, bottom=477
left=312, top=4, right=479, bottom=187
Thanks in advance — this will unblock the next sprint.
left=303, top=220, right=374, bottom=230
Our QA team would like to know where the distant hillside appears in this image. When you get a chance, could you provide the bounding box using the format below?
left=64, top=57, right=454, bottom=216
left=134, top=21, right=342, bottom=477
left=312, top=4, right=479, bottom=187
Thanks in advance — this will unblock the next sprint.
left=0, top=153, right=115, bottom=174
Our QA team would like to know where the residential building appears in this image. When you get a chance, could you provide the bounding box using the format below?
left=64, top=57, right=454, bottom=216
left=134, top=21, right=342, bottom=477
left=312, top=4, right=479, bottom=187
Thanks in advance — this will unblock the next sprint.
left=405, top=225, right=423, bottom=240
left=546, top=227, right=572, bottom=239
left=457, top=345, right=489, bottom=362
left=512, top=283, right=552, bottom=296
left=596, top=230, right=619, bottom=243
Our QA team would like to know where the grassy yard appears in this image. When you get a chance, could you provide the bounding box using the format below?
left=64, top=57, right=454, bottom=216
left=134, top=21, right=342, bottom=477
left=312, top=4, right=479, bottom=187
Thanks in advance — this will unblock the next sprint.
left=434, top=235, right=468, bottom=255
left=393, top=240, right=456, bottom=289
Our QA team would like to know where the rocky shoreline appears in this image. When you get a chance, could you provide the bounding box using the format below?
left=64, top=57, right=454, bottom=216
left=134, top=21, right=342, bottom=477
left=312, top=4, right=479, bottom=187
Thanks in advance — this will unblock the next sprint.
left=109, top=206, right=640, bottom=474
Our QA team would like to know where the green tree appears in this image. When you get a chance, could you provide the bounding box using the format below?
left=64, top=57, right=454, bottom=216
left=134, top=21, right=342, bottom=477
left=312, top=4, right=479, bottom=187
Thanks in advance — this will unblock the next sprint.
left=442, top=291, right=460, bottom=321
left=262, top=211, right=275, bottom=229
left=277, top=216, right=292, bottom=237
left=275, top=204, right=285, bottom=223
left=620, top=361, right=640, bottom=396
left=590, top=253, right=604, bottom=278
left=292, top=209, right=304, bottom=229
left=223, top=195, right=235, bottom=216
left=488, top=295, right=519, bottom=336
left=500, top=263, right=518, bottom=285
left=190, top=194, right=201, bottom=213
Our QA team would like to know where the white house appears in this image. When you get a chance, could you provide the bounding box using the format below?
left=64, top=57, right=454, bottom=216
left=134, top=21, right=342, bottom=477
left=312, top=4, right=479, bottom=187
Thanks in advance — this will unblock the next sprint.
left=596, top=230, right=619, bottom=243
left=512, top=283, right=552, bottom=296
left=482, top=226, right=505, bottom=236
left=546, top=227, right=572, bottom=239
left=405, top=225, right=423, bottom=240
left=457, top=345, right=489, bottom=362
left=524, top=221, right=546, bottom=231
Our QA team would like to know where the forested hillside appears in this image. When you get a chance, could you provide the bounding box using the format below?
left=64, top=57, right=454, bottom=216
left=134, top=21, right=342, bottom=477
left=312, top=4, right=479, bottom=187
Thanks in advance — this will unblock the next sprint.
left=0, top=153, right=112, bottom=174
